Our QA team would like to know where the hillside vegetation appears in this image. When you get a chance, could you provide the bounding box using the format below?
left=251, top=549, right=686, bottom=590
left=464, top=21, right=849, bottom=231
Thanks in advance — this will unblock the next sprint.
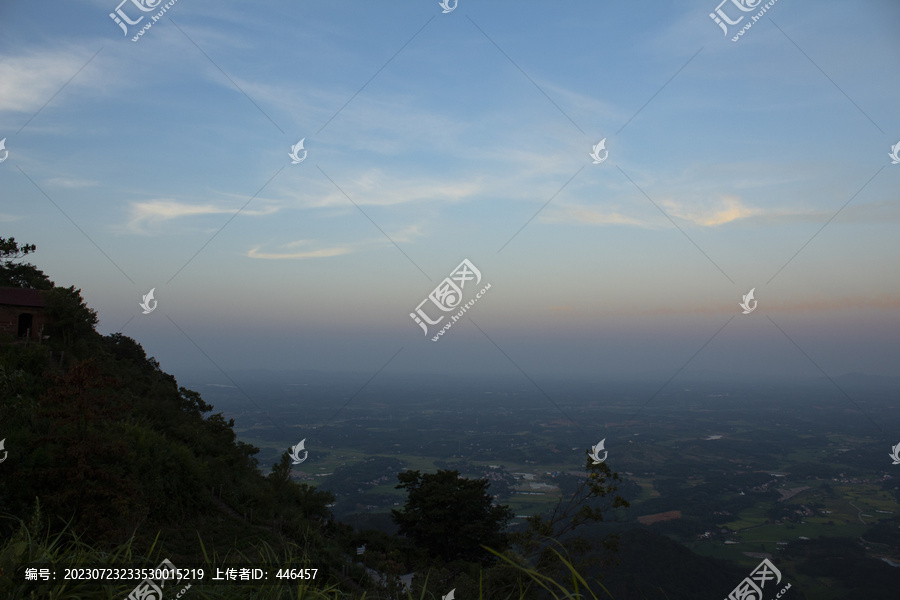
left=0, top=237, right=630, bottom=599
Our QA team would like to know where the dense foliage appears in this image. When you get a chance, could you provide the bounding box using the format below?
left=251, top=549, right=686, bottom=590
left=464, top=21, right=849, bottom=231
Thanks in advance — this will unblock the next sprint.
left=392, top=469, right=515, bottom=565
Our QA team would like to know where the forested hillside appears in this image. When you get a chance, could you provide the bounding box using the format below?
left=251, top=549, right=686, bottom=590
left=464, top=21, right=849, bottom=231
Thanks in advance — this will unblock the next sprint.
left=0, top=237, right=632, bottom=599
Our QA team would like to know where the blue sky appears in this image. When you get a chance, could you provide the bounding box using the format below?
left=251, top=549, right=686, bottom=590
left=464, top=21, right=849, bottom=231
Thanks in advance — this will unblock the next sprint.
left=1, top=0, right=898, bottom=383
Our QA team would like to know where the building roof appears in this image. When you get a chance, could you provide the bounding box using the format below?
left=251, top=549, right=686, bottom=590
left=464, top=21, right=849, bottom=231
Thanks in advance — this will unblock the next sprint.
left=0, top=287, right=47, bottom=307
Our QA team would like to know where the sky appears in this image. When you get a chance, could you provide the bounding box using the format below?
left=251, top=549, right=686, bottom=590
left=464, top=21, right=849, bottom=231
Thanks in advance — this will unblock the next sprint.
left=1, top=0, right=898, bottom=386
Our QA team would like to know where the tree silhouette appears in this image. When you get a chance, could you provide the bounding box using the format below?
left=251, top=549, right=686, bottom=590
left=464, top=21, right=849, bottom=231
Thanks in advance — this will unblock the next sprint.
left=392, top=469, right=513, bottom=565
left=511, top=456, right=630, bottom=579
left=0, top=237, right=52, bottom=289
left=44, top=286, right=98, bottom=348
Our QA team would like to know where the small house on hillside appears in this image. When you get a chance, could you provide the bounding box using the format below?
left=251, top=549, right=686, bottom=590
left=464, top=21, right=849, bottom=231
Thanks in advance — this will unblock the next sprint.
left=0, top=287, right=49, bottom=342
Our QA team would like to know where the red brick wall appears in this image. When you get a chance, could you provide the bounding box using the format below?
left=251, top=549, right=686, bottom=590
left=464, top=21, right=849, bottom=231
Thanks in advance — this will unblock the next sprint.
left=0, top=306, right=50, bottom=341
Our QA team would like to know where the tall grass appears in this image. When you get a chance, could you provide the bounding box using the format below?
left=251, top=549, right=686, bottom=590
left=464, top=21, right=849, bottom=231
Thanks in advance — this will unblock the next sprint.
left=0, top=501, right=348, bottom=600
left=486, top=539, right=615, bottom=600
left=1, top=503, right=613, bottom=600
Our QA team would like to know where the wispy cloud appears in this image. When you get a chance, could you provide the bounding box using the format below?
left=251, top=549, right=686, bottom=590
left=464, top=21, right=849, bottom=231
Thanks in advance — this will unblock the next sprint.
left=541, top=194, right=757, bottom=228
left=278, top=169, right=485, bottom=210
left=384, top=223, right=425, bottom=244
left=247, top=221, right=423, bottom=260
left=125, top=199, right=279, bottom=233
left=247, top=240, right=352, bottom=260
left=0, top=49, right=101, bottom=113
left=545, top=192, right=899, bottom=229
left=662, top=195, right=759, bottom=226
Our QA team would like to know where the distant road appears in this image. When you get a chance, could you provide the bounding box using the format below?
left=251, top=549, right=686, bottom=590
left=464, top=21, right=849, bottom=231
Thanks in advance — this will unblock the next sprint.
left=848, top=501, right=867, bottom=524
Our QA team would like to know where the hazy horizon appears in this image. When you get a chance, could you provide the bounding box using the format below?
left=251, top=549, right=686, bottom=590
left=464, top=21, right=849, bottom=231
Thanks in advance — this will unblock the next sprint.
left=2, top=0, right=898, bottom=385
